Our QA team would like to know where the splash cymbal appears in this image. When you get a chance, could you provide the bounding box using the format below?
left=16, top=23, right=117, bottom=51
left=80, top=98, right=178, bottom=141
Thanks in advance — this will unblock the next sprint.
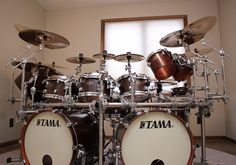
left=14, top=24, right=30, bottom=32
left=19, top=29, right=70, bottom=49
left=66, top=56, right=96, bottom=64
left=114, top=52, right=144, bottom=62
left=185, top=47, right=213, bottom=57
left=93, top=53, right=115, bottom=60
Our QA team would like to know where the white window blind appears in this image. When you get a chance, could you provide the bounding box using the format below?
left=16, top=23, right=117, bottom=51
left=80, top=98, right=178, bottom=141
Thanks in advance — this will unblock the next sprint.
left=103, top=17, right=186, bottom=80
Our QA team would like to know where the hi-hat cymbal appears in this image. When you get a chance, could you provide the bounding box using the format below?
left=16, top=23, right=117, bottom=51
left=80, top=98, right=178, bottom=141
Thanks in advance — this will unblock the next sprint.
left=183, top=16, right=217, bottom=34
left=11, top=61, right=61, bottom=75
left=66, top=56, right=96, bottom=64
left=19, top=29, right=70, bottom=49
left=159, top=30, right=205, bottom=47
left=114, top=53, right=144, bottom=62
left=93, top=53, right=115, bottom=60
left=44, top=62, right=66, bottom=69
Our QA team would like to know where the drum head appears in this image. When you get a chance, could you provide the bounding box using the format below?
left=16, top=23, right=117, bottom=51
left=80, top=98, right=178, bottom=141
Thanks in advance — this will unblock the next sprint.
left=21, top=111, right=75, bottom=165
left=120, top=111, right=193, bottom=165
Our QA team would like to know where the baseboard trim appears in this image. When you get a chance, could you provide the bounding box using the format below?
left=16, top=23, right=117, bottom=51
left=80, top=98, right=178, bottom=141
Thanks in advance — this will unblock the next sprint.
left=225, top=136, right=236, bottom=143
left=194, top=136, right=236, bottom=143
left=0, top=139, right=19, bottom=148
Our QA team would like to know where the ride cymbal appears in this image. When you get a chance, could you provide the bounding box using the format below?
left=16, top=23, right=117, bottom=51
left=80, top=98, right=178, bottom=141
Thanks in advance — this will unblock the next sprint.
left=114, top=52, right=144, bottom=62
left=66, top=56, right=96, bottom=64
left=19, top=29, right=70, bottom=49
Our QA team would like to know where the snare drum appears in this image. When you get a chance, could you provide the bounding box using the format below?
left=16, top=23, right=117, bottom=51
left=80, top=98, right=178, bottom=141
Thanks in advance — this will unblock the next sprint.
left=78, top=72, right=114, bottom=102
left=20, top=110, right=99, bottom=165
left=116, top=110, right=194, bottom=165
left=147, top=49, right=176, bottom=80
left=43, top=75, right=78, bottom=102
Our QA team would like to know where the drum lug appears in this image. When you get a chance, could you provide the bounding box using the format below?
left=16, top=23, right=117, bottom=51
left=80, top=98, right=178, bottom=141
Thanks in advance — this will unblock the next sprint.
left=43, top=89, right=47, bottom=94
left=185, top=122, right=189, bottom=128
left=121, top=122, right=129, bottom=128
left=79, top=87, right=83, bottom=92
left=53, top=89, right=57, bottom=94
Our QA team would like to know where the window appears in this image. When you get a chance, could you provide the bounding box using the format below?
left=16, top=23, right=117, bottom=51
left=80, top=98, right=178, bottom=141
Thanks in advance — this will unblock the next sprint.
left=101, top=15, right=187, bottom=80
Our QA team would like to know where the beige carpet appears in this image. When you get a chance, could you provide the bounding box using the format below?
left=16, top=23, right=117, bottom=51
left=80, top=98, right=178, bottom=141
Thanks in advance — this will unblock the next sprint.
left=0, top=148, right=236, bottom=165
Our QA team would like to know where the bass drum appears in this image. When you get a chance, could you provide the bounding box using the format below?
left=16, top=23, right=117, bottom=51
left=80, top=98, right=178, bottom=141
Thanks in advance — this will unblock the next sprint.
left=20, top=110, right=99, bottom=165
left=116, top=110, right=194, bottom=165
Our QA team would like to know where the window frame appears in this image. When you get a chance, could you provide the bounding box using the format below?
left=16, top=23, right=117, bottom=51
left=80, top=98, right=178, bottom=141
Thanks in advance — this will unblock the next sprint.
left=101, top=15, right=188, bottom=51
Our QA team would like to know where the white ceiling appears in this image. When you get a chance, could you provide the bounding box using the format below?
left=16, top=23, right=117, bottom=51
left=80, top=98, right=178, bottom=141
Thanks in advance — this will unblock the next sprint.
left=35, top=0, right=162, bottom=11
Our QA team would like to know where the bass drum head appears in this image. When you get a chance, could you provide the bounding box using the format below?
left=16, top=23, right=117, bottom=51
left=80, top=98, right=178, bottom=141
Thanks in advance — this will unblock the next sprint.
left=118, top=111, right=194, bottom=165
left=21, top=111, right=75, bottom=165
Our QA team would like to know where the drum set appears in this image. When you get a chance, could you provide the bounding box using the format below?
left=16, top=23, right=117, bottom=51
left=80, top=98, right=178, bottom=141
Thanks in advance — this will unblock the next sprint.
left=5, top=16, right=230, bottom=165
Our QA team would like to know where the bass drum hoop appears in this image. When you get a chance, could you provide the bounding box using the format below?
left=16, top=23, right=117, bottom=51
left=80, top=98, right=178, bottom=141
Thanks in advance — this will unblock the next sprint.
left=116, top=109, right=194, bottom=165
left=20, top=110, right=78, bottom=165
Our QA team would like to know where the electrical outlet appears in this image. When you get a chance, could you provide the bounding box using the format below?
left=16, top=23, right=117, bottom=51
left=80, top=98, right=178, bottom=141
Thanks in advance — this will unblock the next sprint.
left=9, top=118, right=14, bottom=127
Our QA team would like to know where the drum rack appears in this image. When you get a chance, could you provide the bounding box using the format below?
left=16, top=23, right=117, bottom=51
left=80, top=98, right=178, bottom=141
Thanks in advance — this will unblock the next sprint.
left=5, top=16, right=231, bottom=165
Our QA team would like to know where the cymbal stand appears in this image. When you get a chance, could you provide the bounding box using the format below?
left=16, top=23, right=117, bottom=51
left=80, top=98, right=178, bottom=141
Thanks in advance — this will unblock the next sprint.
left=200, top=54, right=211, bottom=165
left=30, top=69, right=39, bottom=107
left=74, top=53, right=84, bottom=76
left=8, top=45, right=32, bottom=104
left=65, top=53, right=84, bottom=107
left=97, top=50, right=109, bottom=165
left=125, top=52, right=135, bottom=110
left=107, top=118, right=120, bottom=165
left=201, top=39, right=230, bottom=102
left=16, top=45, right=44, bottom=120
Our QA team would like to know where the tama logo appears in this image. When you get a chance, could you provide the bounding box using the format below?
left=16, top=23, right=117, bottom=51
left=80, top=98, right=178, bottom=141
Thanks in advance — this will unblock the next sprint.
left=36, top=119, right=61, bottom=127
left=139, top=120, right=173, bottom=129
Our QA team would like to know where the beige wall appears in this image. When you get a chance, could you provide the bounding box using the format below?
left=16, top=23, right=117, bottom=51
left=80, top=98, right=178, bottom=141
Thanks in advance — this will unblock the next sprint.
left=218, top=0, right=236, bottom=140
left=0, top=0, right=46, bottom=143
left=43, top=0, right=226, bottom=136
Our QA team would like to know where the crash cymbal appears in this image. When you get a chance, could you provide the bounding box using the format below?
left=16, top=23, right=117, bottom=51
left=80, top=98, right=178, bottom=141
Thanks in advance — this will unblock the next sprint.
left=183, top=16, right=217, bottom=34
left=93, top=53, right=115, bottom=60
left=160, top=30, right=205, bottom=47
left=15, top=24, right=30, bottom=32
left=66, top=56, right=96, bottom=64
left=19, top=29, right=70, bottom=49
left=114, top=52, right=144, bottom=62
left=185, top=47, right=213, bottom=57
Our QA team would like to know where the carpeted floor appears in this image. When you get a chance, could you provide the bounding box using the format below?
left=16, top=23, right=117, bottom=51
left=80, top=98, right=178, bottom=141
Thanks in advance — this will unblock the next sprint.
left=0, top=147, right=236, bottom=165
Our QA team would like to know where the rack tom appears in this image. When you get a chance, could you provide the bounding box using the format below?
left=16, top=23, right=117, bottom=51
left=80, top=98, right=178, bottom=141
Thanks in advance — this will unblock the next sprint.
left=78, top=72, right=115, bottom=102
left=147, top=49, right=176, bottom=80
left=173, top=56, right=193, bottom=82
left=118, top=73, right=150, bottom=102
